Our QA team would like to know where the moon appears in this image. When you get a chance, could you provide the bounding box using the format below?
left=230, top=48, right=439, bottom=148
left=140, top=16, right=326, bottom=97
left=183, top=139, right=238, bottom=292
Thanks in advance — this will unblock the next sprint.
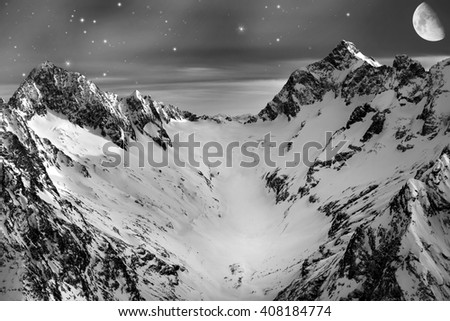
left=413, top=2, right=445, bottom=42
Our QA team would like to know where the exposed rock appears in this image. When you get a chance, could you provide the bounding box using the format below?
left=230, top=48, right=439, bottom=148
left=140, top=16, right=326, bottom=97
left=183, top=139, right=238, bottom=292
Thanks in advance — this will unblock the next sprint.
left=264, top=169, right=291, bottom=204
left=259, top=70, right=326, bottom=121
left=397, top=144, right=414, bottom=152
left=361, top=111, right=387, bottom=142
left=346, top=103, right=376, bottom=129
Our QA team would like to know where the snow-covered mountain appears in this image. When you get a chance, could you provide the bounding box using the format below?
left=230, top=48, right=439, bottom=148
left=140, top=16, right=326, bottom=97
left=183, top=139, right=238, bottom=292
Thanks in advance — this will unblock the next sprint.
left=1, top=40, right=450, bottom=300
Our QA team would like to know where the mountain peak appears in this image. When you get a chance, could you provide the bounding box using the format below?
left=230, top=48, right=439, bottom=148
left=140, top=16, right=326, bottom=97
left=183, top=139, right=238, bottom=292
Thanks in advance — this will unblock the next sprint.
left=27, top=61, right=64, bottom=78
left=330, top=40, right=382, bottom=68
left=130, top=89, right=144, bottom=101
left=393, top=54, right=424, bottom=71
left=336, top=40, right=362, bottom=58
left=337, top=39, right=357, bottom=51
left=38, top=60, right=57, bottom=69
left=11, top=62, right=90, bottom=110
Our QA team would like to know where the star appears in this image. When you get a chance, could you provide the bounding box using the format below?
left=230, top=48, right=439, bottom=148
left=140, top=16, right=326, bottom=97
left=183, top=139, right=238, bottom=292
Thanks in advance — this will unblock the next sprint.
left=117, top=2, right=122, bottom=7
left=103, top=72, right=107, bottom=77
left=80, top=17, right=85, bottom=23
left=237, top=25, right=245, bottom=33
left=172, top=47, right=177, bottom=52
left=346, top=12, right=351, bottom=17
left=103, top=39, right=108, bottom=44
left=22, top=73, right=26, bottom=77
left=65, top=61, right=71, bottom=67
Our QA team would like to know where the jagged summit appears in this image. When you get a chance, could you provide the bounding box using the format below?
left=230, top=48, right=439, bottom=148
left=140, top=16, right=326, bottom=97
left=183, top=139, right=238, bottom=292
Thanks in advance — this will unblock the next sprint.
left=10, top=61, right=104, bottom=115
left=336, top=40, right=382, bottom=67
left=24, top=60, right=88, bottom=88
left=7, top=62, right=179, bottom=150
left=306, top=40, right=383, bottom=81
left=130, top=89, right=144, bottom=100
left=393, top=54, right=423, bottom=70
left=33, top=60, right=58, bottom=72
left=258, top=40, right=386, bottom=121
left=258, top=40, right=449, bottom=121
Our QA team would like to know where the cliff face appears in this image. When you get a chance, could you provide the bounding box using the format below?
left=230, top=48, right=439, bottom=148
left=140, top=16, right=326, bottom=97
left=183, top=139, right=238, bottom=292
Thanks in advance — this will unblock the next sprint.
left=276, top=155, right=450, bottom=300
left=1, top=103, right=183, bottom=300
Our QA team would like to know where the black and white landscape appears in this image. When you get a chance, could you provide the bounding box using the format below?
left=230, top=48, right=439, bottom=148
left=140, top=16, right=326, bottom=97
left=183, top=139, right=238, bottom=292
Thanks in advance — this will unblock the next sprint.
left=2, top=38, right=450, bottom=300
left=1, top=0, right=450, bottom=302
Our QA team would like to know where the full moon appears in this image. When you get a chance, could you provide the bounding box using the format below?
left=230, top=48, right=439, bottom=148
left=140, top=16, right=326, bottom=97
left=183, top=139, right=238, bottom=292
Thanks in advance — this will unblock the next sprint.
left=413, top=2, right=445, bottom=42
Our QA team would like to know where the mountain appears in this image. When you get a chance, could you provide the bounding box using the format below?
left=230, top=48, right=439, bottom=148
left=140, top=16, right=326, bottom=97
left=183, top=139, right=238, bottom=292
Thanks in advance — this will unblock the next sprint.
left=1, top=40, right=450, bottom=300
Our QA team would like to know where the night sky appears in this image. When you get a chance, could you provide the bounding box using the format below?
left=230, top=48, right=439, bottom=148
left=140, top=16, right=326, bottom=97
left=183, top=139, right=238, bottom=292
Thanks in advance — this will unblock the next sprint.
left=0, top=0, right=449, bottom=115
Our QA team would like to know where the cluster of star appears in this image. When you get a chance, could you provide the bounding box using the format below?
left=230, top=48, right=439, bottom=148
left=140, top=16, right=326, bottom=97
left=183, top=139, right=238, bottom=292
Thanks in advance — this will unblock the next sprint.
left=1, top=0, right=358, bottom=81
left=235, top=4, right=351, bottom=47
left=3, top=1, right=163, bottom=79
